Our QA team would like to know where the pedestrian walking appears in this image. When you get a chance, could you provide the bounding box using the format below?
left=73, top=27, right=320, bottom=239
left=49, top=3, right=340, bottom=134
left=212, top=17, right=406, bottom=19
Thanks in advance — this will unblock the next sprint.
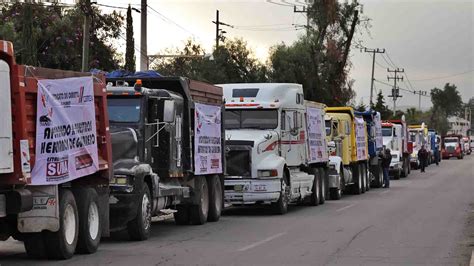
left=382, top=147, right=392, bottom=188
left=418, top=145, right=428, bottom=172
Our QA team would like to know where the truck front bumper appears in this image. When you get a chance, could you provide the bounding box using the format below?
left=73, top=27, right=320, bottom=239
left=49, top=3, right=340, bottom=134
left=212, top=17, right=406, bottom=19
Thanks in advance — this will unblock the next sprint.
left=224, top=178, right=281, bottom=204
left=389, top=162, right=402, bottom=174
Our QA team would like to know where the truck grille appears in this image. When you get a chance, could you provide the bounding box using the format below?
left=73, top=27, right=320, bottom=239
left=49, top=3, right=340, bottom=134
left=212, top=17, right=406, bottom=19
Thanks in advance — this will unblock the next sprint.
left=446, top=146, right=455, bottom=153
left=226, top=150, right=251, bottom=176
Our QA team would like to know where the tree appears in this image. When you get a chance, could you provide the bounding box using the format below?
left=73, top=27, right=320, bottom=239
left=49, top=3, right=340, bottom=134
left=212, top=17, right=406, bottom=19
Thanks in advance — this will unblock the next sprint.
left=152, top=38, right=268, bottom=84
left=430, top=83, right=463, bottom=134
left=0, top=2, right=124, bottom=71
left=355, top=99, right=367, bottom=112
left=374, top=90, right=392, bottom=120
left=124, top=5, right=135, bottom=72
left=268, top=0, right=368, bottom=106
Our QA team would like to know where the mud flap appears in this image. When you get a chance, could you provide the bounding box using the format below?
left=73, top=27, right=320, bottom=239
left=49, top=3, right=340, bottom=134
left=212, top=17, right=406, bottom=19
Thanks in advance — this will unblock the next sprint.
left=18, top=186, right=59, bottom=233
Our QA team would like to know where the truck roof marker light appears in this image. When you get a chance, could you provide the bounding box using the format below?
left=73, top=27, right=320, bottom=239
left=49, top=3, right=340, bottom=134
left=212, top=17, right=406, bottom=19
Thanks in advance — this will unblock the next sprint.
left=240, top=97, right=244, bottom=102
left=134, top=79, right=142, bottom=92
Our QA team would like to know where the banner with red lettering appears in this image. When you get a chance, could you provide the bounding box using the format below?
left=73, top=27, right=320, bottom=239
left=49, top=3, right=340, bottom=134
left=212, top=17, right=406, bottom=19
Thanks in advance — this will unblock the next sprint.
left=32, top=77, right=98, bottom=185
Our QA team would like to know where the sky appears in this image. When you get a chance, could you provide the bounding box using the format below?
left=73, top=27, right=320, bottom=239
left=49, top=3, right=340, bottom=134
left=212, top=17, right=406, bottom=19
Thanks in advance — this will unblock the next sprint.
left=96, top=0, right=473, bottom=110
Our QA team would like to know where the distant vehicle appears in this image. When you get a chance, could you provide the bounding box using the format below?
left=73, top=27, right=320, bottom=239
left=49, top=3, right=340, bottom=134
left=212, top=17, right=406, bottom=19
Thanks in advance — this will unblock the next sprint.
left=388, top=116, right=412, bottom=177
left=408, top=123, right=430, bottom=169
left=441, top=134, right=464, bottom=159
left=221, top=83, right=329, bottom=214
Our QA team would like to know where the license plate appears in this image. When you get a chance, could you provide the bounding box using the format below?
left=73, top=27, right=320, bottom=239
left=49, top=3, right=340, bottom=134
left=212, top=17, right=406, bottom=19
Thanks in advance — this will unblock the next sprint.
left=234, top=185, right=243, bottom=192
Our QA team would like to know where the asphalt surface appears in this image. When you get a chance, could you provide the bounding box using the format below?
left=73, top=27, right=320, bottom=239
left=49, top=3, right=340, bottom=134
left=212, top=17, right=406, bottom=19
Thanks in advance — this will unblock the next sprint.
left=1, top=156, right=473, bottom=266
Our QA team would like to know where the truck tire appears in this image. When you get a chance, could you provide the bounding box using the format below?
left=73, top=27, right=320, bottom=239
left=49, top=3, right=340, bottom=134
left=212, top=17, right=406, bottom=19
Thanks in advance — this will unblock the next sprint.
left=401, top=159, right=408, bottom=178
left=74, top=188, right=101, bottom=254
left=360, top=165, right=366, bottom=194
left=207, top=175, right=222, bottom=222
left=352, top=165, right=362, bottom=195
left=44, top=189, right=79, bottom=260
left=329, top=188, right=342, bottom=200
left=174, top=205, right=190, bottom=225
left=24, top=233, right=47, bottom=259
left=309, top=169, right=320, bottom=206
left=127, top=185, right=152, bottom=241
left=272, top=173, right=289, bottom=214
left=318, top=168, right=326, bottom=204
left=394, top=169, right=401, bottom=180
left=407, top=159, right=411, bottom=174
left=362, top=164, right=370, bottom=192
left=190, top=176, right=209, bottom=225
left=371, top=164, right=383, bottom=188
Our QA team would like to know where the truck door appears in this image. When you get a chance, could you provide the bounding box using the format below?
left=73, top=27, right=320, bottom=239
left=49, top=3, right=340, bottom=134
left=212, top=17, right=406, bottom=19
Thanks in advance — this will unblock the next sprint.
left=0, top=60, right=13, bottom=173
left=281, top=110, right=305, bottom=166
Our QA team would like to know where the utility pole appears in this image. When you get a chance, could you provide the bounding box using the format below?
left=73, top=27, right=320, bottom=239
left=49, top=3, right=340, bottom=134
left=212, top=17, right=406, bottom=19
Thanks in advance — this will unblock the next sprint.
left=413, top=90, right=427, bottom=111
left=81, top=0, right=91, bottom=72
left=364, top=48, right=385, bottom=107
left=140, top=0, right=147, bottom=71
left=294, top=6, right=309, bottom=36
left=387, top=68, right=404, bottom=116
left=212, top=10, right=233, bottom=50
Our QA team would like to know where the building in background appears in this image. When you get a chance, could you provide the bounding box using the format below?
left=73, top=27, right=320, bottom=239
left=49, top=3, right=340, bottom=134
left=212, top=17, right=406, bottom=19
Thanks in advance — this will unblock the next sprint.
left=447, top=116, right=471, bottom=136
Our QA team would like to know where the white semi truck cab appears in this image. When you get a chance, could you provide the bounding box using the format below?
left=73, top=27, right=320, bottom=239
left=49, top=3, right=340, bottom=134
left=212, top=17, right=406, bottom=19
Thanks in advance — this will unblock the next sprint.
left=382, top=122, right=403, bottom=179
left=220, top=83, right=328, bottom=214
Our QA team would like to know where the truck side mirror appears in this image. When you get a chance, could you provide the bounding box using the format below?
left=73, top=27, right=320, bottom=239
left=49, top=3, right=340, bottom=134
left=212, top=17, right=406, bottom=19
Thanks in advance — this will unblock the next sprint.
left=163, top=100, right=175, bottom=123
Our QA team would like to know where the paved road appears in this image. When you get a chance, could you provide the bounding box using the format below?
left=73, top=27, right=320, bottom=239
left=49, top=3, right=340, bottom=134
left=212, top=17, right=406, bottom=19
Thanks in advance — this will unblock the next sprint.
left=1, top=156, right=473, bottom=265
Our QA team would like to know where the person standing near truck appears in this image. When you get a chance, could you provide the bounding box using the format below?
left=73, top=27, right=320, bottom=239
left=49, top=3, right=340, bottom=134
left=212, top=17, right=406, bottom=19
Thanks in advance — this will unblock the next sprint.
left=382, top=147, right=392, bottom=188
left=418, top=145, right=428, bottom=172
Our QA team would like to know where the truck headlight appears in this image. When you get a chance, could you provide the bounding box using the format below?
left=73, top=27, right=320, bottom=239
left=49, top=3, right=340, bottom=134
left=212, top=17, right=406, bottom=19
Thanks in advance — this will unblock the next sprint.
left=258, top=170, right=278, bottom=178
left=110, top=175, right=130, bottom=185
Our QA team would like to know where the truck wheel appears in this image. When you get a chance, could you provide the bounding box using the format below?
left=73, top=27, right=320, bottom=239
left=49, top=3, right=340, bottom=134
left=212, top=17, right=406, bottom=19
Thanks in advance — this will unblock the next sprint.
left=190, top=176, right=209, bottom=225
left=364, top=164, right=370, bottom=192
left=127, top=185, right=151, bottom=241
left=329, top=188, right=342, bottom=200
left=24, top=233, right=47, bottom=259
left=309, top=169, right=320, bottom=206
left=207, top=175, right=222, bottom=222
left=272, top=173, right=289, bottom=214
left=74, top=188, right=101, bottom=254
left=394, top=170, right=400, bottom=180
left=318, top=168, right=326, bottom=204
left=44, top=189, right=78, bottom=260
left=360, top=165, right=366, bottom=194
left=371, top=164, right=382, bottom=188
left=408, top=160, right=411, bottom=174
left=351, top=165, right=362, bottom=195
left=401, top=159, right=408, bottom=177
left=174, top=205, right=190, bottom=225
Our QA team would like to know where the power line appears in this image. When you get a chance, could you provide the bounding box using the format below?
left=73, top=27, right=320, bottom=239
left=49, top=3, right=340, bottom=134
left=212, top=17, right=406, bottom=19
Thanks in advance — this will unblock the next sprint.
left=410, top=69, right=474, bottom=82
left=380, top=53, right=396, bottom=69
left=374, top=79, right=429, bottom=97
left=384, top=52, right=398, bottom=68
left=146, top=4, right=199, bottom=39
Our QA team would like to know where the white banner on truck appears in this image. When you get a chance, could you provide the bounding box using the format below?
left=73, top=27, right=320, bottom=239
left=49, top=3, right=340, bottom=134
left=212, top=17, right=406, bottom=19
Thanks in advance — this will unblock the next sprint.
left=31, top=77, right=99, bottom=185
left=306, top=107, right=328, bottom=163
left=374, top=112, right=383, bottom=149
left=355, top=117, right=368, bottom=161
left=194, top=103, right=222, bottom=175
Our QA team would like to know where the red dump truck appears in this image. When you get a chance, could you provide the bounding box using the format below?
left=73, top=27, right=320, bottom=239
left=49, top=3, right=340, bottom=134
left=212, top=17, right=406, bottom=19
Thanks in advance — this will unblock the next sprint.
left=0, top=41, right=112, bottom=259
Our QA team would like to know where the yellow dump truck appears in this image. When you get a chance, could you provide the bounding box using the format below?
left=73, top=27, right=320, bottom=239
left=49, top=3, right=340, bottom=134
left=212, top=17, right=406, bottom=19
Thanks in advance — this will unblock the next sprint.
left=325, top=107, right=369, bottom=199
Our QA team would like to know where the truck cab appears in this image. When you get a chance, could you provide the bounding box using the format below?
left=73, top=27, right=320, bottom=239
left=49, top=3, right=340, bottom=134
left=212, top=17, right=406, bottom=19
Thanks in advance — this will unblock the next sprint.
left=408, top=124, right=429, bottom=169
left=221, top=83, right=327, bottom=214
left=441, top=134, right=464, bottom=159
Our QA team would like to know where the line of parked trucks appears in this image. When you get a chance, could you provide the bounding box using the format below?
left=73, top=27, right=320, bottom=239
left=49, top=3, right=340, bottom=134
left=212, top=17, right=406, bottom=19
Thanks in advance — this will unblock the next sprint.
left=0, top=41, right=471, bottom=260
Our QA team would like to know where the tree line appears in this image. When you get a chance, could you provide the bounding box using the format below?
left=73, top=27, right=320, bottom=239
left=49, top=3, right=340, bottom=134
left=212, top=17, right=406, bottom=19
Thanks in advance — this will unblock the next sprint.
left=0, top=1, right=470, bottom=135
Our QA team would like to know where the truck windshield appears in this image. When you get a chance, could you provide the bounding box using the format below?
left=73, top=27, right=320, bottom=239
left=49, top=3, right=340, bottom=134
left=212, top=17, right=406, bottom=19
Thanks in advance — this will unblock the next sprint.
left=444, top=138, right=458, bottom=144
left=225, top=109, right=278, bottom=129
left=107, top=97, right=142, bottom=123
left=382, top=128, right=392, bottom=137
